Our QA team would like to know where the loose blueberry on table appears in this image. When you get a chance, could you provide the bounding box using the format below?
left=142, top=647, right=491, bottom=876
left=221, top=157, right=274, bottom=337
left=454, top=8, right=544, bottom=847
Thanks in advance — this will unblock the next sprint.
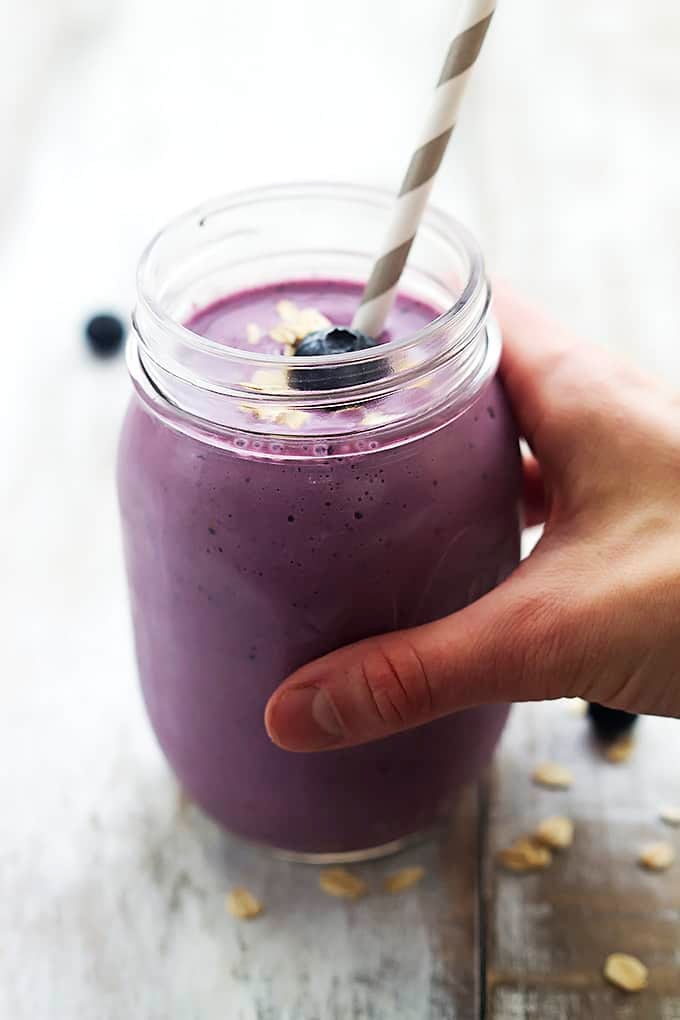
left=85, top=313, right=125, bottom=358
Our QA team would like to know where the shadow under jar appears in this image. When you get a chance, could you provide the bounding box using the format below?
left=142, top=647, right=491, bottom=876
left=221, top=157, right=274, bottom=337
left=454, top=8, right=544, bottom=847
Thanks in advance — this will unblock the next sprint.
left=117, top=183, right=521, bottom=862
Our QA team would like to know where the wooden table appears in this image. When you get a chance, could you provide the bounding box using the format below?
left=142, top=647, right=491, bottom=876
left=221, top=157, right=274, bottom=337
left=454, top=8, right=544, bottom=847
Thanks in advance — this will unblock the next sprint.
left=8, top=701, right=677, bottom=1018
left=484, top=705, right=680, bottom=1019
left=2, top=1, right=680, bottom=1016
left=156, top=703, right=679, bottom=1020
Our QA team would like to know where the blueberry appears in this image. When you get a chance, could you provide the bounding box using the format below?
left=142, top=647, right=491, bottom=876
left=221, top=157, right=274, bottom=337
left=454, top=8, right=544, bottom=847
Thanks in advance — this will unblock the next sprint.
left=588, top=702, right=638, bottom=741
left=289, top=326, right=387, bottom=392
left=297, top=326, right=377, bottom=358
left=85, top=313, right=125, bottom=358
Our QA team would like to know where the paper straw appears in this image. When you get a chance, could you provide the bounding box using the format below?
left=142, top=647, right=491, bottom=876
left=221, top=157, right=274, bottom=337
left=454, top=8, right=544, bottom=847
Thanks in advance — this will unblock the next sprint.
left=352, top=0, right=497, bottom=338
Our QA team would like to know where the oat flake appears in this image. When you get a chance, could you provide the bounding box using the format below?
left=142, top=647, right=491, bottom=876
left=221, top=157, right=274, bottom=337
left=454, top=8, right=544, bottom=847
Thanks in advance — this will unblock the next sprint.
left=276, top=299, right=299, bottom=322
left=295, top=308, right=332, bottom=337
left=246, top=323, right=261, bottom=344
left=243, top=368, right=288, bottom=392
left=383, top=866, right=425, bottom=894
left=273, top=301, right=332, bottom=343
left=319, top=868, right=367, bottom=900
left=639, top=841, right=675, bottom=871
left=660, top=806, right=680, bottom=827
left=227, top=888, right=263, bottom=920
left=532, top=762, right=574, bottom=790
left=603, top=953, right=648, bottom=992
left=270, top=324, right=298, bottom=345
left=498, top=837, right=552, bottom=873
left=534, top=816, right=574, bottom=849
left=238, top=403, right=310, bottom=431
left=362, top=411, right=391, bottom=427
left=276, top=409, right=309, bottom=430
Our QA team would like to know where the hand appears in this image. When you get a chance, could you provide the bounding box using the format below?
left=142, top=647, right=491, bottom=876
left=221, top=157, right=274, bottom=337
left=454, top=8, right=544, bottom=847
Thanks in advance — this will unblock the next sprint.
left=265, top=285, right=680, bottom=751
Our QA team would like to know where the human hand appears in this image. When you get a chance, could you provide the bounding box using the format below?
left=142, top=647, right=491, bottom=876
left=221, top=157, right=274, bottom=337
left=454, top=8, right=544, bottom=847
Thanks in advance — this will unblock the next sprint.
left=265, top=286, right=680, bottom=751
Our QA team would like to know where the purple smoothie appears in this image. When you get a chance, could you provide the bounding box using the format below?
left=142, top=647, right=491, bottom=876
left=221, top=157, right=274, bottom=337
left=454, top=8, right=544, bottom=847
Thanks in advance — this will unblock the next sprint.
left=185, top=278, right=431, bottom=352
left=118, top=279, right=520, bottom=855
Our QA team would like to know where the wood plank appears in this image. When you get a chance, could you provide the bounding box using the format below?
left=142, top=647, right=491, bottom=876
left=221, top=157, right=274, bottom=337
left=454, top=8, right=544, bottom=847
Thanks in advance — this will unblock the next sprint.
left=484, top=702, right=680, bottom=1018
left=3, top=759, right=481, bottom=1020
left=128, top=782, right=484, bottom=1020
left=4, top=4, right=680, bottom=1017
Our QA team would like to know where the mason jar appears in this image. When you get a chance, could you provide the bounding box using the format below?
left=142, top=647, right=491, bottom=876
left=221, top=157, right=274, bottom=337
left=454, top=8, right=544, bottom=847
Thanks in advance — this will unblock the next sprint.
left=117, top=183, right=521, bottom=861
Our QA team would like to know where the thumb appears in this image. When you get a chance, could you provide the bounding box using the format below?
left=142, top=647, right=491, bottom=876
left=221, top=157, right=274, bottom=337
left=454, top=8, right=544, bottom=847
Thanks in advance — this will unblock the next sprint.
left=265, top=557, right=570, bottom=752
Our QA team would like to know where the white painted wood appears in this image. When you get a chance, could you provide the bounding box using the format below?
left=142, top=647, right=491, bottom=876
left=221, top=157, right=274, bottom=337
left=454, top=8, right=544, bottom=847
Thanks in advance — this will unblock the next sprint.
left=1, top=1, right=679, bottom=1016
left=487, top=702, right=680, bottom=1018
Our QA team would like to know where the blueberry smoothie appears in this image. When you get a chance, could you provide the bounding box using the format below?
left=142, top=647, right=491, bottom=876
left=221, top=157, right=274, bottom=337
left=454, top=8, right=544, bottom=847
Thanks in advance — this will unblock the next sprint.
left=118, top=275, right=521, bottom=856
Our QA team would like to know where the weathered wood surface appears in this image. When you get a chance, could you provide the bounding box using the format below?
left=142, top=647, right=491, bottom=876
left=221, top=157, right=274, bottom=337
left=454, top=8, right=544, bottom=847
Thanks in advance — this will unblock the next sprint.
left=2, top=0, right=680, bottom=1016
left=2, top=768, right=483, bottom=1020
left=165, top=785, right=484, bottom=1020
left=487, top=703, right=680, bottom=1019
left=7, top=701, right=679, bottom=1020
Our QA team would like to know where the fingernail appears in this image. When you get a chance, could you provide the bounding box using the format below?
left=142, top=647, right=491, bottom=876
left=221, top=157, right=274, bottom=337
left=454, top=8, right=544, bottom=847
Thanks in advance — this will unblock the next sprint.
left=268, top=686, right=344, bottom=751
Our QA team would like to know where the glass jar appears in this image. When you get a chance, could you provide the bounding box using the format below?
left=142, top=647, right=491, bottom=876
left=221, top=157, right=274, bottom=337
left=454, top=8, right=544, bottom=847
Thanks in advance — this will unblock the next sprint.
left=118, top=183, right=521, bottom=861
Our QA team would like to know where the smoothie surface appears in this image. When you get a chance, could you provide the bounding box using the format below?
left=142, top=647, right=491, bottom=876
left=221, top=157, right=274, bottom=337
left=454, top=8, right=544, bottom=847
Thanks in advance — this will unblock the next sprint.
left=185, top=279, right=439, bottom=355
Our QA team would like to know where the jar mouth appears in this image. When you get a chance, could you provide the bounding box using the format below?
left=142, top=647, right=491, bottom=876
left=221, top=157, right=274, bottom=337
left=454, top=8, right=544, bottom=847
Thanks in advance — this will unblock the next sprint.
left=130, top=182, right=498, bottom=442
left=135, top=181, right=488, bottom=385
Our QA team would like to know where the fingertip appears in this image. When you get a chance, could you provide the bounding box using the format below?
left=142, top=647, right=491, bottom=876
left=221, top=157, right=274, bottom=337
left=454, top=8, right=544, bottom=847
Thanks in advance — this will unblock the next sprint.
left=263, top=692, right=281, bottom=744
left=265, top=683, right=344, bottom=753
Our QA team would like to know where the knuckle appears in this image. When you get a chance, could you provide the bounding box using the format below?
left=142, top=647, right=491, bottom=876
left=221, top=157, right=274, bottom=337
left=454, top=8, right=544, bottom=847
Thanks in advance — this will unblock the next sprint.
left=358, top=637, right=434, bottom=729
left=497, top=592, right=571, bottom=700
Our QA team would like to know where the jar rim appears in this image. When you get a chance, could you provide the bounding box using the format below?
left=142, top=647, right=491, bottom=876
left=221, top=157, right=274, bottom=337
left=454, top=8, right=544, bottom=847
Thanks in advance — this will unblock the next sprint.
left=135, top=180, right=488, bottom=375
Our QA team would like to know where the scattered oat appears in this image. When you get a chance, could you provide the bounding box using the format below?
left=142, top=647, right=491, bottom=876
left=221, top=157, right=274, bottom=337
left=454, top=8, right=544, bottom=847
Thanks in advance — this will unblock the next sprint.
left=498, top=837, right=552, bottom=873
left=603, top=953, right=648, bottom=992
left=534, top=816, right=574, bottom=850
left=319, top=868, right=367, bottom=900
left=238, top=402, right=258, bottom=418
left=605, top=734, right=636, bottom=764
left=248, top=404, right=288, bottom=423
left=383, top=866, right=425, bottom=894
left=660, top=806, right=680, bottom=827
left=639, top=841, right=675, bottom=871
left=296, top=308, right=332, bottom=335
left=276, top=299, right=299, bottom=322
left=246, top=322, right=262, bottom=345
left=239, top=403, right=310, bottom=430
left=273, top=302, right=331, bottom=342
left=271, top=324, right=299, bottom=345
left=362, top=410, right=391, bottom=427
left=242, top=368, right=288, bottom=392
left=275, top=408, right=309, bottom=430
left=532, top=762, right=574, bottom=790
left=226, top=888, right=263, bottom=920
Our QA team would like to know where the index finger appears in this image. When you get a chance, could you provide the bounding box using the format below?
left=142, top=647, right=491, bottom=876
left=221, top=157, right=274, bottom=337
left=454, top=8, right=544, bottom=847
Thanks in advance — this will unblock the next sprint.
left=493, top=281, right=583, bottom=448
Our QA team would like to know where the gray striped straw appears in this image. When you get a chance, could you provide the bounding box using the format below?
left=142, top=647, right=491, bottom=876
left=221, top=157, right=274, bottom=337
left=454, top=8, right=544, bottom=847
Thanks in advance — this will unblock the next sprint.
left=352, top=0, right=497, bottom=338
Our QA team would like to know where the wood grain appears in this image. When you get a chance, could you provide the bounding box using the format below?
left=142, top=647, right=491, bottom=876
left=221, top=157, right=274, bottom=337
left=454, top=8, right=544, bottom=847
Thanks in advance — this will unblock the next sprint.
left=485, top=703, right=680, bottom=1019
left=99, top=782, right=483, bottom=1020
left=2, top=0, right=680, bottom=1016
